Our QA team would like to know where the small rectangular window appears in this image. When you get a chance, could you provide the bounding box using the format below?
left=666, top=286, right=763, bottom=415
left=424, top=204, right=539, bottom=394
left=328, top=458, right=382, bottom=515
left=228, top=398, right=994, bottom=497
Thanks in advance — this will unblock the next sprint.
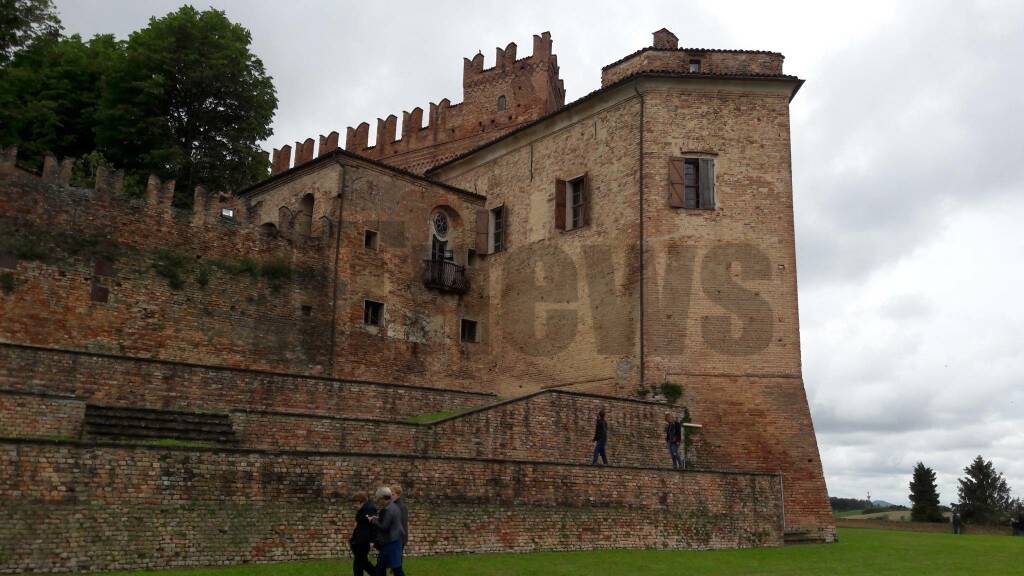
left=220, top=207, right=235, bottom=219
left=569, top=177, right=585, bottom=229
left=460, top=319, right=478, bottom=343
left=491, top=206, right=505, bottom=253
left=364, top=229, right=379, bottom=250
left=301, top=305, right=312, bottom=317
left=689, top=59, right=701, bottom=73
left=363, top=300, right=383, bottom=326
left=467, top=249, right=477, bottom=267
left=669, top=157, right=715, bottom=210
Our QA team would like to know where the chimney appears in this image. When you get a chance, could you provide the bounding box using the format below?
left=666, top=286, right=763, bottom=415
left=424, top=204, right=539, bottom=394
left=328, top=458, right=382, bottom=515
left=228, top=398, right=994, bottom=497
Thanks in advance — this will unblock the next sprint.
left=653, top=28, right=679, bottom=50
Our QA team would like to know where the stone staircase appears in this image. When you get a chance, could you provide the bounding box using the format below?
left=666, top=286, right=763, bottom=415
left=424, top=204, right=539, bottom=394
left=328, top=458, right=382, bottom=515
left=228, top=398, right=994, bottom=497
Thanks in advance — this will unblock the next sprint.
left=783, top=529, right=825, bottom=545
left=84, top=404, right=237, bottom=445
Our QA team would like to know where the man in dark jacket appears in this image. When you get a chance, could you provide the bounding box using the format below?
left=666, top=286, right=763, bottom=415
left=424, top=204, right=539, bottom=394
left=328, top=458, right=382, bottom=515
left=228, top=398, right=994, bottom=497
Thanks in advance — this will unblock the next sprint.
left=349, top=491, right=377, bottom=576
left=391, top=485, right=409, bottom=549
left=370, top=487, right=407, bottom=576
left=665, top=412, right=683, bottom=469
left=592, top=409, right=608, bottom=465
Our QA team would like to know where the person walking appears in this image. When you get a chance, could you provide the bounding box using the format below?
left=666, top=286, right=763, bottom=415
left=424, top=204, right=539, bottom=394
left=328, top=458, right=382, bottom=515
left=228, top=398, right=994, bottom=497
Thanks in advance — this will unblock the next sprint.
left=951, top=510, right=962, bottom=535
left=369, top=486, right=407, bottom=576
left=391, top=485, right=409, bottom=550
left=349, top=491, right=377, bottom=576
left=665, top=412, right=683, bottom=469
left=592, top=409, right=609, bottom=465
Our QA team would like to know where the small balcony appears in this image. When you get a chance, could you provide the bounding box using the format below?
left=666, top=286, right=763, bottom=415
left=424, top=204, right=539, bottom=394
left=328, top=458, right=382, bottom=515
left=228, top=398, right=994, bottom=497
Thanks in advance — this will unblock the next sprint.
left=422, top=259, right=469, bottom=294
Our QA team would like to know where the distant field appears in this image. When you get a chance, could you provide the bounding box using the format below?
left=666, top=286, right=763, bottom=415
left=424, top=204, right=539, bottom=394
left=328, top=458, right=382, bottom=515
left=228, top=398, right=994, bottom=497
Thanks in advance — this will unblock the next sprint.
left=844, top=510, right=914, bottom=521
left=93, top=528, right=1024, bottom=576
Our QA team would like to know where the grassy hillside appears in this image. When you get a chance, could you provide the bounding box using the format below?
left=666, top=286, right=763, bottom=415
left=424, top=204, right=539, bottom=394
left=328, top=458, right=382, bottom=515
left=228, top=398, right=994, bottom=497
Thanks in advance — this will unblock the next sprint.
left=93, top=528, right=1023, bottom=576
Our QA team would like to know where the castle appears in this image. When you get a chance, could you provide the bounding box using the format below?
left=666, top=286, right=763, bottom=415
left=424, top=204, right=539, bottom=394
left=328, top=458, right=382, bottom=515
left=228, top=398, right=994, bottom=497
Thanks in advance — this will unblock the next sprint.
left=0, top=28, right=833, bottom=573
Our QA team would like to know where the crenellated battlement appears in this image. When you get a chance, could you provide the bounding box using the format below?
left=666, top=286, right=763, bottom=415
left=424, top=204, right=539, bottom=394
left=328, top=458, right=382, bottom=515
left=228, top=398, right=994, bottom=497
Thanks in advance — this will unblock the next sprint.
left=266, top=32, right=564, bottom=176
left=0, top=145, right=328, bottom=252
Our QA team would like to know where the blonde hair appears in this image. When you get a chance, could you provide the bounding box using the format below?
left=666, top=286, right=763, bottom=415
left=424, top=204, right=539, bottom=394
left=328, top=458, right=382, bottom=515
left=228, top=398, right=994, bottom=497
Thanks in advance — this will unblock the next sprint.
left=374, top=486, right=393, bottom=501
left=391, top=484, right=403, bottom=497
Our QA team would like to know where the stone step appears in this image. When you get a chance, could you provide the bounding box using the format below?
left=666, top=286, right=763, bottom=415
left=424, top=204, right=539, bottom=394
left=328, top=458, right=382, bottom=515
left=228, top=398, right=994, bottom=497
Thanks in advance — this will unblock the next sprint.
left=783, top=530, right=825, bottom=545
left=84, top=404, right=237, bottom=445
left=84, top=416, right=234, bottom=434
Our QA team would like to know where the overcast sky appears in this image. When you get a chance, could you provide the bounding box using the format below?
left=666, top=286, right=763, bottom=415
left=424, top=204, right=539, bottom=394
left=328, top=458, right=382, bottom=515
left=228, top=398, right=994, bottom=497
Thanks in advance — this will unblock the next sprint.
left=54, top=0, right=1024, bottom=506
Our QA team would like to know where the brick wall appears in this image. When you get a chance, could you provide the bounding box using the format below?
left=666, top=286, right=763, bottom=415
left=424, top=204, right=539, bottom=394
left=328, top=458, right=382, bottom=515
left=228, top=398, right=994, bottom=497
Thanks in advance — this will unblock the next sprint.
left=339, top=32, right=564, bottom=174
left=0, top=390, right=84, bottom=439
left=439, top=90, right=644, bottom=397
left=229, top=391, right=705, bottom=469
left=0, top=343, right=494, bottom=421
left=602, top=48, right=785, bottom=87
left=0, top=440, right=783, bottom=574
left=0, top=167, right=333, bottom=374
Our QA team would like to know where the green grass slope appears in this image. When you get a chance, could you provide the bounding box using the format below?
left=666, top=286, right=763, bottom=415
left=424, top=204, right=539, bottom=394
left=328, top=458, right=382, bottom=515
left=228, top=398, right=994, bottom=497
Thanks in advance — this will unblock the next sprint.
left=94, top=528, right=1023, bottom=576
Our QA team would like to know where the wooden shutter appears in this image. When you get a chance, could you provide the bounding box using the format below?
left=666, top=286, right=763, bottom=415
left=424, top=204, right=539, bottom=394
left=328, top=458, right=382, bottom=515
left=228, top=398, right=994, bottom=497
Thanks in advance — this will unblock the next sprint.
left=475, top=209, right=490, bottom=254
left=698, top=158, right=715, bottom=209
left=582, top=172, right=591, bottom=226
left=668, top=160, right=685, bottom=208
left=555, top=179, right=567, bottom=230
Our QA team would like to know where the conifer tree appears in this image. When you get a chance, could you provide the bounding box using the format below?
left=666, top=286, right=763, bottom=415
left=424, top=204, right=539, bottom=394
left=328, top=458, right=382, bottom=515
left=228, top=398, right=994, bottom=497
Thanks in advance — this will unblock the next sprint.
left=908, top=462, right=943, bottom=522
left=957, top=455, right=1012, bottom=525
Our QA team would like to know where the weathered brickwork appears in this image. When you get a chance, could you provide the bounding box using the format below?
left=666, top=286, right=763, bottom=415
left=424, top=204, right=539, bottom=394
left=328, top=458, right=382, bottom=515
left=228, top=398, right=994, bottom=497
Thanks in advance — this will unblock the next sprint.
left=0, top=164, right=333, bottom=374
left=337, top=32, right=565, bottom=174
left=0, top=390, right=84, bottom=440
left=601, top=48, right=785, bottom=87
left=231, top=390, right=705, bottom=469
left=0, top=344, right=494, bottom=420
left=0, top=441, right=783, bottom=574
left=0, top=27, right=835, bottom=571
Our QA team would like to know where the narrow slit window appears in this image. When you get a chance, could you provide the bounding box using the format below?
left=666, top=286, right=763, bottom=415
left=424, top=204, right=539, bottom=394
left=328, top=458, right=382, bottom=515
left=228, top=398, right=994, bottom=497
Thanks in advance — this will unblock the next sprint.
left=497, top=95, right=507, bottom=111
left=491, top=206, right=505, bottom=253
left=570, top=177, right=585, bottom=229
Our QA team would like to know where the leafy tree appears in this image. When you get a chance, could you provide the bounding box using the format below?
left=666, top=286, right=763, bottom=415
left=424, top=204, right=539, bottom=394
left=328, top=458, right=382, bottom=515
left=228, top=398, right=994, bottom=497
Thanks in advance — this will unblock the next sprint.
left=957, top=455, right=1012, bottom=525
left=96, top=6, right=276, bottom=204
left=908, top=462, right=943, bottom=522
left=0, top=0, right=61, bottom=67
left=0, top=33, right=122, bottom=168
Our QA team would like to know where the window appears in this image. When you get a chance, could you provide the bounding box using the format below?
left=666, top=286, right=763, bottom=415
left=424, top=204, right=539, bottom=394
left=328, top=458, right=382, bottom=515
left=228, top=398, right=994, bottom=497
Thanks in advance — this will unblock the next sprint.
left=570, top=178, right=585, bottom=229
left=689, top=59, right=701, bottom=73
left=668, top=157, right=715, bottom=209
left=555, top=174, right=590, bottom=231
left=364, top=229, right=379, bottom=250
left=363, top=300, right=383, bottom=326
left=491, top=206, right=505, bottom=253
left=220, top=207, right=235, bottom=219
left=474, top=205, right=507, bottom=255
left=497, top=95, right=507, bottom=111
left=301, top=305, right=312, bottom=317
left=467, top=249, right=477, bottom=267
left=460, top=319, right=479, bottom=343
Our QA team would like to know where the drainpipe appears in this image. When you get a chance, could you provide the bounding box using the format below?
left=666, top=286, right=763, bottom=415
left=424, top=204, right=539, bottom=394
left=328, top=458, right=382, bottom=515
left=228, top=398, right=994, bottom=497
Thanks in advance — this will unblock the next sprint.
left=634, top=81, right=646, bottom=388
left=328, top=158, right=347, bottom=378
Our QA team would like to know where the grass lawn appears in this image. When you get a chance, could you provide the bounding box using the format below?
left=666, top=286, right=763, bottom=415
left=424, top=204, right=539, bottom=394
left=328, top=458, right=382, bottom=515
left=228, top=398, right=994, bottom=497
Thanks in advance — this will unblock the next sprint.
left=93, top=528, right=1022, bottom=576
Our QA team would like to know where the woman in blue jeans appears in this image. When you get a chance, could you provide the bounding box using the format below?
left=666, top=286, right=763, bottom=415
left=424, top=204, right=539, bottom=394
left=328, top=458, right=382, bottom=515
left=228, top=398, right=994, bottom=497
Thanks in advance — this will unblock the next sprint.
left=369, top=486, right=407, bottom=576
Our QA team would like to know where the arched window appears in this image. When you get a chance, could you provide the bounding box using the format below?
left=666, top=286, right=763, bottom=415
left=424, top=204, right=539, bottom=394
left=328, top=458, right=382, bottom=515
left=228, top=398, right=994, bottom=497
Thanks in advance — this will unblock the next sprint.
left=497, top=95, right=507, bottom=111
left=430, top=211, right=452, bottom=262
left=296, top=193, right=314, bottom=236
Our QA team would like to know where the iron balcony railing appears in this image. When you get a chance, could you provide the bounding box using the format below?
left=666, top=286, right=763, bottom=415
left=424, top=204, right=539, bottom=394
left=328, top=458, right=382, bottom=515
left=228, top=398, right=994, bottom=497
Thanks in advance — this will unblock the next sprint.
left=422, top=259, right=469, bottom=294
